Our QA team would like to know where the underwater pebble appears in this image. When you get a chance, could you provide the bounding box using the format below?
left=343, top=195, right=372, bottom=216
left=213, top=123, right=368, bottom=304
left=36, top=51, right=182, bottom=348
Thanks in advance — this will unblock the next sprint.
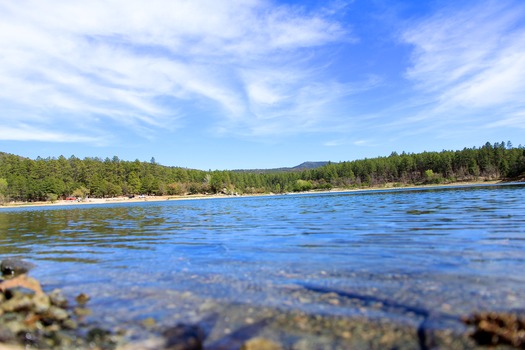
left=141, top=317, right=157, bottom=328
left=241, top=337, right=283, bottom=350
left=47, top=305, right=69, bottom=321
left=75, top=293, right=90, bottom=305
left=32, top=293, right=51, bottom=313
left=48, top=289, right=68, bottom=307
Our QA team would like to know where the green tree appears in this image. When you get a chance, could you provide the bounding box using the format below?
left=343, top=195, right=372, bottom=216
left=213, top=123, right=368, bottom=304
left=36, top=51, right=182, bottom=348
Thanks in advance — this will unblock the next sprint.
left=72, top=186, right=89, bottom=199
left=46, top=193, right=58, bottom=203
left=127, top=172, right=142, bottom=195
left=0, top=178, right=8, bottom=204
left=424, top=169, right=434, bottom=182
left=106, top=182, right=123, bottom=197
left=294, top=179, right=313, bottom=192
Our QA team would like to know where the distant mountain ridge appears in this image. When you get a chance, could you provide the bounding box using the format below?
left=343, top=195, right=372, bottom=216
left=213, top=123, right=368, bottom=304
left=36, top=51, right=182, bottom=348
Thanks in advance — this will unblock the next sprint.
left=291, top=161, right=331, bottom=170
left=233, top=161, right=330, bottom=173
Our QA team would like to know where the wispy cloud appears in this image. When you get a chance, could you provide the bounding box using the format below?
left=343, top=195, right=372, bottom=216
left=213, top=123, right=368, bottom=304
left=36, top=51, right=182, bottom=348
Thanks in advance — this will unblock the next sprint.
left=323, top=138, right=375, bottom=147
left=401, top=0, right=525, bottom=129
left=0, top=0, right=356, bottom=143
left=0, top=124, right=104, bottom=144
left=324, top=139, right=347, bottom=147
left=486, top=111, right=525, bottom=130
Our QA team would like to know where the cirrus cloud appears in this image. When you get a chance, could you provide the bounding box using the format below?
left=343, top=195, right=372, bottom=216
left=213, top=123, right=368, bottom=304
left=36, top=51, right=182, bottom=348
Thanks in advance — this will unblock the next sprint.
left=0, top=0, right=353, bottom=142
left=401, top=0, right=525, bottom=128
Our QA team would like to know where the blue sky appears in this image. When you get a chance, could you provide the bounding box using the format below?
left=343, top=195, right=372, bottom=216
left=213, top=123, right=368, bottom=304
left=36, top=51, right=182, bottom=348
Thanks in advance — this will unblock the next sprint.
left=1, top=0, right=524, bottom=170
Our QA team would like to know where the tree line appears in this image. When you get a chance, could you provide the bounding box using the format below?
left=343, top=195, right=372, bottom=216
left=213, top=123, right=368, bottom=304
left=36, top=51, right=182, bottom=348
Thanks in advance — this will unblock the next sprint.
left=0, top=141, right=524, bottom=203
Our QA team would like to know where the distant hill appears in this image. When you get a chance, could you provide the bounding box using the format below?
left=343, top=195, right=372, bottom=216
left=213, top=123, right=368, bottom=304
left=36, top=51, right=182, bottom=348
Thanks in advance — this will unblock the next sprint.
left=233, top=161, right=330, bottom=173
left=291, top=161, right=330, bottom=170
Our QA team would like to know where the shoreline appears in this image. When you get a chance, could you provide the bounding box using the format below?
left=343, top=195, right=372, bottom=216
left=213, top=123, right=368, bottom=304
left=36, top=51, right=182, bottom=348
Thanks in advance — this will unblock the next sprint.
left=0, top=179, right=512, bottom=210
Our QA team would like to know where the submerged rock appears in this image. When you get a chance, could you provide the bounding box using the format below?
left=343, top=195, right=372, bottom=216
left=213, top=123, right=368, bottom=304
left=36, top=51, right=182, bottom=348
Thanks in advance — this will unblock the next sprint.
left=0, top=287, right=76, bottom=348
left=241, top=337, right=283, bottom=350
left=463, top=311, right=525, bottom=348
left=75, top=293, right=90, bottom=305
left=48, top=289, right=68, bottom=308
left=0, top=272, right=117, bottom=349
left=86, top=327, right=117, bottom=349
left=163, top=324, right=205, bottom=350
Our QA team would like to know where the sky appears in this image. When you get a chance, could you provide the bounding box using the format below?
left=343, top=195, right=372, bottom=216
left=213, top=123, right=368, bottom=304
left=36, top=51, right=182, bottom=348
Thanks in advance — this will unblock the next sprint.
left=1, top=0, right=524, bottom=170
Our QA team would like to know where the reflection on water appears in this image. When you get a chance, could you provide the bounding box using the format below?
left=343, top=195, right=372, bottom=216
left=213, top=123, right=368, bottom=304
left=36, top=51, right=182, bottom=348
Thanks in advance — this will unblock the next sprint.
left=1, top=184, right=525, bottom=335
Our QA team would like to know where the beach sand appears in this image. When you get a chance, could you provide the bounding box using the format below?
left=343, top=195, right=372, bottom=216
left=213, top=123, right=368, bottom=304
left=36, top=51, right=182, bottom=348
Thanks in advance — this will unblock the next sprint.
left=0, top=180, right=504, bottom=210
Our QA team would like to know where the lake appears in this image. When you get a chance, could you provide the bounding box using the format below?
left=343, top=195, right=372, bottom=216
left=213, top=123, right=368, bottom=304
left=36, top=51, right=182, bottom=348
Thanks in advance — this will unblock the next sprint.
left=1, top=183, right=525, bottom=349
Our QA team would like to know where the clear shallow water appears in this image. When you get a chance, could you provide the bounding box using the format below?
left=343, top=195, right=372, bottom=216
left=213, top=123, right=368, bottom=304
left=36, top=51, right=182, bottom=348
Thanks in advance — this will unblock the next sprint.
left=1, top=184, right=525, bottom=343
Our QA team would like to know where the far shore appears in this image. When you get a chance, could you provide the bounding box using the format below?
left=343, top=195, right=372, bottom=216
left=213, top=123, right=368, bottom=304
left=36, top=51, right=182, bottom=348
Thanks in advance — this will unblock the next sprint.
left=1, top=179, right=517, bottom=210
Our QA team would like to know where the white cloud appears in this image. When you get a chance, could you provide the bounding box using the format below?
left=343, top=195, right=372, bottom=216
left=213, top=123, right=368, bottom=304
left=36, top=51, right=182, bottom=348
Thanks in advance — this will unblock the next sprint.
left=0, top=125, right=103, bottom=143
left=486, top=111, right=525, bottom=130
left=353, top=140, right=370, bottom=146
left=0, top=0, right=352, bottom=143
left=324, top=139, right=346, bottom=147
left=401, top=0, right=525, bottom=128
left=230, top=69, right=380, bottom=137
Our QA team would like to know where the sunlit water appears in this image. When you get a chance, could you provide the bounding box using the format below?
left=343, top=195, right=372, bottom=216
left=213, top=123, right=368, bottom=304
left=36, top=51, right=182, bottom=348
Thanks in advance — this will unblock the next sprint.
left=1, top=184, right=525, bottom=343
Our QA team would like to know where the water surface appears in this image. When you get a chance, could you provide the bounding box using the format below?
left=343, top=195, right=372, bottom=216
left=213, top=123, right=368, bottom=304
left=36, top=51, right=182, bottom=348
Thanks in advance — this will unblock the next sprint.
left=1, top=184, right=525, bottom=347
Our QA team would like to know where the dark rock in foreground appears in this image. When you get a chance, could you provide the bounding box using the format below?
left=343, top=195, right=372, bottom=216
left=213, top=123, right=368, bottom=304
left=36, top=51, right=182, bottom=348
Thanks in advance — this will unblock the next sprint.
left=463, top=312, right=525, bottom=348
left=1, top=259, right=35, bottom=277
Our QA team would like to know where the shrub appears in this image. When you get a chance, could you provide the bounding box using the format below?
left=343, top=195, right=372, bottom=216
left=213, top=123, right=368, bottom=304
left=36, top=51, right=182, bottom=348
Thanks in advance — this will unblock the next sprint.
left=293, top=179, right=313, bottom=192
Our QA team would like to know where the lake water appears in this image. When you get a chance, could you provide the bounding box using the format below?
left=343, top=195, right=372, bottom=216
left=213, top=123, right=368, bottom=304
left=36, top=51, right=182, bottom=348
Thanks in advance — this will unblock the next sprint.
left=1, top=184, right=525, bottom=348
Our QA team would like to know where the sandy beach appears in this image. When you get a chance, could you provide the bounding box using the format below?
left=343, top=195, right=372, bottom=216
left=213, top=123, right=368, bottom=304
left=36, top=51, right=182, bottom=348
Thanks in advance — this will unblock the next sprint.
left=0, top=180, right=505, bottom=210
